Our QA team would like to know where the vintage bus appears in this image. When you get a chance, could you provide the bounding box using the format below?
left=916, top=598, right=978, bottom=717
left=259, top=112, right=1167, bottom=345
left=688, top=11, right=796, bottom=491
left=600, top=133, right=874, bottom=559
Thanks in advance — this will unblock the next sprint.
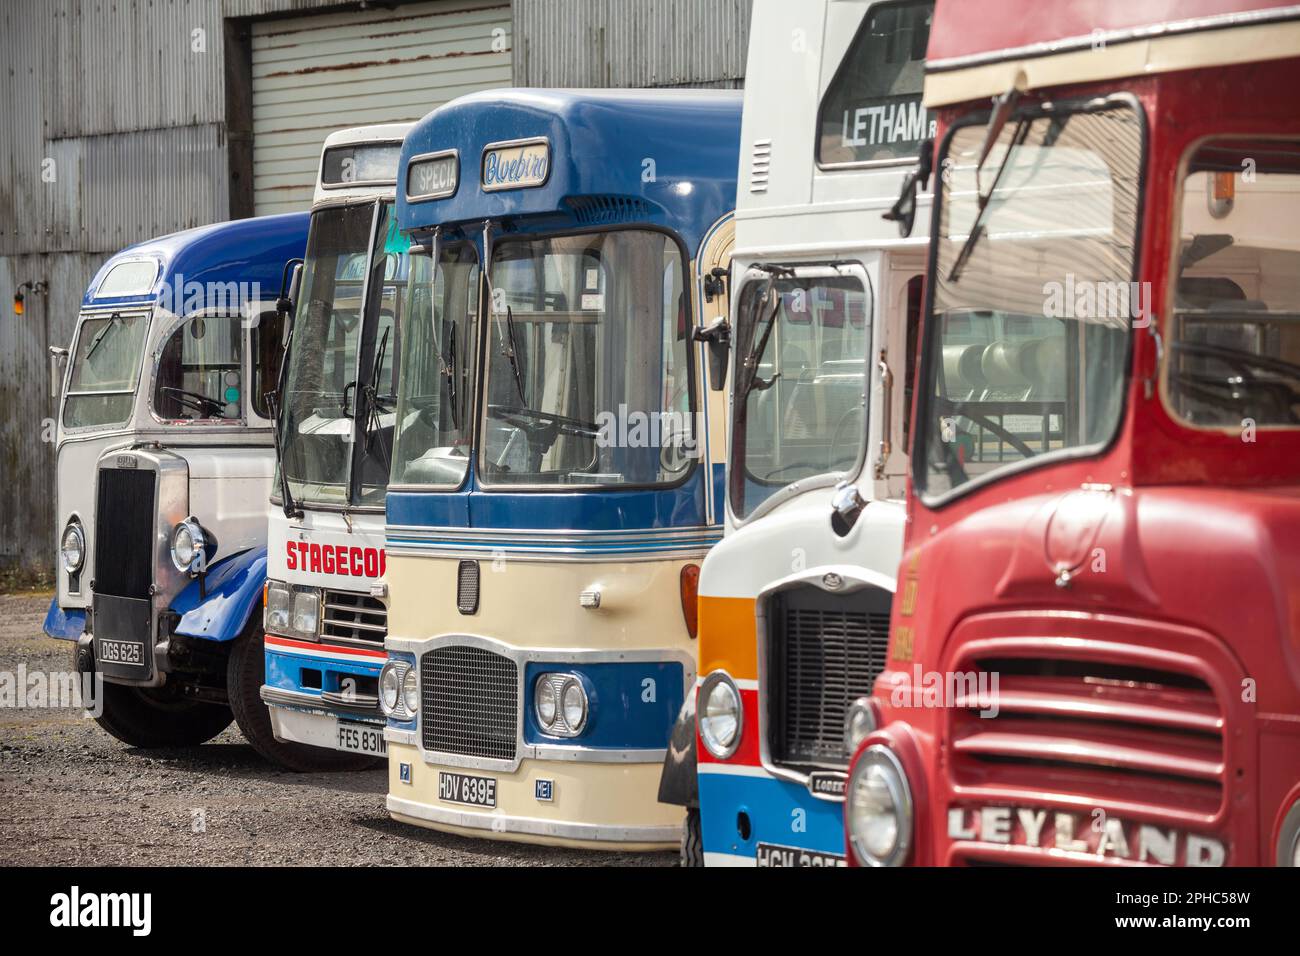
left=846, top=0, right=1300, bottom=866
left=664, top=0, right=935, bottom=866
left=258, top=124, right=413, bottom=770
left=43, top=214, right=308, bottom=752
left=381, top=89, right=740, bottom=848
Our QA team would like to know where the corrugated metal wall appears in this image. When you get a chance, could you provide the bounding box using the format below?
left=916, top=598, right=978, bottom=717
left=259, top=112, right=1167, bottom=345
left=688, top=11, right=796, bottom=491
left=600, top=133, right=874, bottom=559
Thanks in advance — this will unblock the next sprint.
left=512, top=0, right=752, bottom=88
left=251, top=0, right=512, bottom=215
left=1, top=0, right=753, bottom=574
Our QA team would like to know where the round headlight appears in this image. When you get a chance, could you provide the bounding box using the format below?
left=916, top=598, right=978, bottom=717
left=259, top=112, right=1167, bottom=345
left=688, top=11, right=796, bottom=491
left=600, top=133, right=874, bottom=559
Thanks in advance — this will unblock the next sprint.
left=535, top=676, right=558, bottom=729
left=561, top=678, right=588, bottom=734
left=170, top=518, right=207, bottom=573
left=846, top=745, right=912, bottom=867
left=844, top=696, right=877, bottom=755
left=402, top=668, right=419, bottom=714
left=60, top=522, right=85, bottom=573
left=698, top=671, right=742, bottom=759
left=379, top=662, right=403, bottom=716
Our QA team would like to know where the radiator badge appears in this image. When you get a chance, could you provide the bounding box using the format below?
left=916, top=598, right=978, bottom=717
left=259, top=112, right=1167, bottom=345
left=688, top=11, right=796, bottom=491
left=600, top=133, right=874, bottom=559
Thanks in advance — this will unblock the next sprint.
left=947, top=805, right=1226, bottom=865
left=807, top=770, right=848, bottom=802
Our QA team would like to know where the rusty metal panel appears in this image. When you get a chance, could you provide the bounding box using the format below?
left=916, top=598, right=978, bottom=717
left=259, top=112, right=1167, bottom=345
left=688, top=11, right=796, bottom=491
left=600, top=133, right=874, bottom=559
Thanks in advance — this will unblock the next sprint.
left=251, top=0, right=513, bottom=215
left=512, top=0, right=751, bottom=89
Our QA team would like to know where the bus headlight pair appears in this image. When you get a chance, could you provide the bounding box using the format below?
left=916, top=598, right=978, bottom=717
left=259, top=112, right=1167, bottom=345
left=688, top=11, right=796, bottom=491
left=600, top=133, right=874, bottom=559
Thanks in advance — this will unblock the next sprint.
left=534, top=673, right=588, bottom=737
left=846, top=745, right=913, bottom=867
left=264, top=580, right=320, bottom=640
left=379, top=660, right=419, bottom=719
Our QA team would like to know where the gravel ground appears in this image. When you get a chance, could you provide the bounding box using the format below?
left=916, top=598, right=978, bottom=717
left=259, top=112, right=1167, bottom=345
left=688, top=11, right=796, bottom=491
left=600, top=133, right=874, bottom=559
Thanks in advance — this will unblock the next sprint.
left=0, top=594, right=674, bottom=866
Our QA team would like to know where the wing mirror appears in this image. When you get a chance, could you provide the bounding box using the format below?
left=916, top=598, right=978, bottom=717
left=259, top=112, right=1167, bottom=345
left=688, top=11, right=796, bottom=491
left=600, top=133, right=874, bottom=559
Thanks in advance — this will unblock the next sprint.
left=693, top=316, right=732, bottom=391
left=883, top=138, right=934, bottom=238
left=48, top=346, right=69, bottom=399
left=277, top=258, right=304, bottom=320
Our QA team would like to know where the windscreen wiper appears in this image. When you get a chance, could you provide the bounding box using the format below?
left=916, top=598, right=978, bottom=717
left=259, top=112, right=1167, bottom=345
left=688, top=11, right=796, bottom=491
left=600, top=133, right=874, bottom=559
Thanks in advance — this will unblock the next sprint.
left=947, top=117, right=1030, bottom=283
left=84, top=312, right=124, bottom=361
left=444, top=324, right=460, bottom=430
left=267, top=392, right=303, bottom=520
left=501, top=304, right=527, bottom=404
left=739, top=282, right=782, bottom=399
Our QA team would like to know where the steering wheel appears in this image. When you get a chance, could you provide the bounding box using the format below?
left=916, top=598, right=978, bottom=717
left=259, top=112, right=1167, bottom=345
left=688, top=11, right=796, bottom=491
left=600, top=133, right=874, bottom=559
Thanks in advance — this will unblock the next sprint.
left=487, top=404, right=600, bottom=439
left=161, top=387, right=225, bottom=417
left=1170, top=341, right=1300, bottom=424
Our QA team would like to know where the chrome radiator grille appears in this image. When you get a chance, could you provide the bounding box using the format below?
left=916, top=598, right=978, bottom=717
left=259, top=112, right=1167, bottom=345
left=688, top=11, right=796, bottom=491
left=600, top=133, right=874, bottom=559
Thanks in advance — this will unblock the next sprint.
left=321, top=590, right=386, bottom=647
left=420, top=645, right=518, bottom=761
left=767, top=585, right=891, bottom=768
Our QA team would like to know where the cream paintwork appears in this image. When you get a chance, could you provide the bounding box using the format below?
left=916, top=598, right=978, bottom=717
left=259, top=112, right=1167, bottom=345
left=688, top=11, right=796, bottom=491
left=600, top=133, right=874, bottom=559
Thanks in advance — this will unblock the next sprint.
left=387, top=742, right=682, bottom=850
left=385, top=552, right=701, bottom=655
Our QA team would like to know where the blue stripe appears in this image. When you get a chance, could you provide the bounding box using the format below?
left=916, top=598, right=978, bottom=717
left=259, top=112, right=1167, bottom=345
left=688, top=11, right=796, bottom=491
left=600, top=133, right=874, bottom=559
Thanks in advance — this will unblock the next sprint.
left=388, top=478, right=707, bottom=532
left=522, top=660, right=684, bottom=750
left=698, top=770, right=847, bottom=862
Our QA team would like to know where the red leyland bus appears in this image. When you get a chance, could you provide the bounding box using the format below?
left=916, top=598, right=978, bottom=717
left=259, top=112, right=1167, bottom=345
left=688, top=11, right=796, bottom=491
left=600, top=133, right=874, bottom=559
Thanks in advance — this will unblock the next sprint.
left=846, top=0, right=1300, bottom=866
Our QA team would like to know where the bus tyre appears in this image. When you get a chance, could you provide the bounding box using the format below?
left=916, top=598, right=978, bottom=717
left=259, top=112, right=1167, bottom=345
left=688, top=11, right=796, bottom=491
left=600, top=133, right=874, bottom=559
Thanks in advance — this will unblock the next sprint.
left=681, top=808, right=704, bottom=867
left=226, top=624, right=381, bottom=773
left=75, top=648, right=234, bottom=748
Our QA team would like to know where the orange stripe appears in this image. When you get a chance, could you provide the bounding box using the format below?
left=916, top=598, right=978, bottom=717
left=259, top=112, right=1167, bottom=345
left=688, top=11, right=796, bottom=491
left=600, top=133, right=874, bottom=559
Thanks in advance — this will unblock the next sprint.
left=698, top=595, right=758, bottom=681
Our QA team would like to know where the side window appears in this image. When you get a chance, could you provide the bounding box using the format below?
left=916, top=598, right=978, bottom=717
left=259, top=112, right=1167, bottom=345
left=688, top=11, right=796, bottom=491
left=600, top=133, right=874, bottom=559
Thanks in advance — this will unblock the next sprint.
left=817, top=0, right=935, bottom=166
left=153, top=316, right=243, bottom=420
left=1167, top=137, right=1300, bottom=429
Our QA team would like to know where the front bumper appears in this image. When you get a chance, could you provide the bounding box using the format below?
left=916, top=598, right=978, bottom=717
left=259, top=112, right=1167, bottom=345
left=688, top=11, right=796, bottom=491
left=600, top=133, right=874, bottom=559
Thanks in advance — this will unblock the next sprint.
left=386, top=741, right=682, bottom=850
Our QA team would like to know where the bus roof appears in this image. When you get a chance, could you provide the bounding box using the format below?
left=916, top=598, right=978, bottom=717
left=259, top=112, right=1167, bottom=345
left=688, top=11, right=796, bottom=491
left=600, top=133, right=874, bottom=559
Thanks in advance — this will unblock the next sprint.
left=926, top=0, right=1300, bottom=106
left=397, top=88, right=742, bottom=251
left=83, top=212, right=309, bottom=310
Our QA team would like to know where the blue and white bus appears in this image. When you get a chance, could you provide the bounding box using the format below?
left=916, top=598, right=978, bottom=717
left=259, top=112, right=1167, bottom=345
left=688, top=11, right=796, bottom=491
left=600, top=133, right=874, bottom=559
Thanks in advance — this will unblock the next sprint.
left=381, top=89, right=740, bottom=849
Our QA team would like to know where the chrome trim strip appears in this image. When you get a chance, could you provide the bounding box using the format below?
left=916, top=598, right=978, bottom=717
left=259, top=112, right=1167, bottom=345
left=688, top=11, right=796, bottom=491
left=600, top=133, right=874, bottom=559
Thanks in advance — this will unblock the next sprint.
left=260, top=684, right=383, bottom=720
left=387, top=794, right=680, bottom=844
left=926, top=5, right=1300, bottom=74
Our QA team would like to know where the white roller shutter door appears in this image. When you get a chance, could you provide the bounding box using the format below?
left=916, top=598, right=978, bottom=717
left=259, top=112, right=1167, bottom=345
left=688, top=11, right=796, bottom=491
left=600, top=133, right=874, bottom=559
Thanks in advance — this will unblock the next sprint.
left=251, top=1, right=512, bottom=215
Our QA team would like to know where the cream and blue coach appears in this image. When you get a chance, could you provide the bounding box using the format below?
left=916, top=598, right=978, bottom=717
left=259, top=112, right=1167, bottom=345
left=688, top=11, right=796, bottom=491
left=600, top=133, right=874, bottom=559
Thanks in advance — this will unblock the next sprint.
left=380, top=89, right=741, bottom=848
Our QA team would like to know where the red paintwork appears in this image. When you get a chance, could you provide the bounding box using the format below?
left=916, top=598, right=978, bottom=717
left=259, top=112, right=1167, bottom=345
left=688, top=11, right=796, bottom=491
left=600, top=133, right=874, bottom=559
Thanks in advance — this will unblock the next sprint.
left=848, top=10, right=1300, bottom=866
left=928, top=0, right=1297, bottom=62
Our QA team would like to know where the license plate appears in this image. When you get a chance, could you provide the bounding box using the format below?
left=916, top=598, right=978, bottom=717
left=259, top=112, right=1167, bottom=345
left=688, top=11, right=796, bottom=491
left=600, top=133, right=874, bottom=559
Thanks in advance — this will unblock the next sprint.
left=97, top=639, right=144, bottom=665
left=336, top=721, right=386, bottom=756
left=756, top=843, right=846, bottom=867
left=438, top=771, right=497, bottom=808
